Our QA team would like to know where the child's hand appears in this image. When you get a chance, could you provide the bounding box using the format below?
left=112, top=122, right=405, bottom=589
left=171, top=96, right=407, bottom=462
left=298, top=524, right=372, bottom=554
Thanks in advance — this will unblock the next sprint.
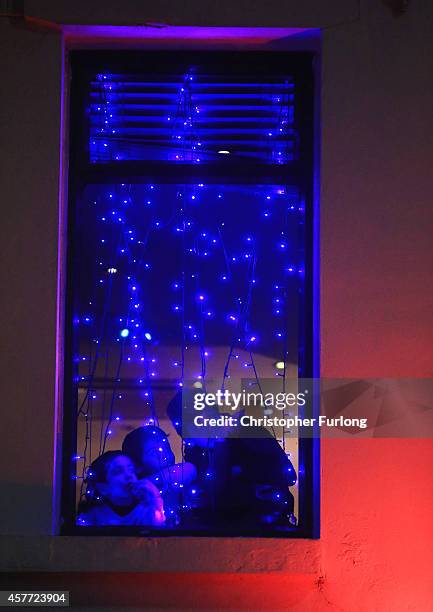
left=129, top=478, right=165, bottom=526
left=128, top=479, right=165, bottom=526
left=129, top=478, right=161, bottom=503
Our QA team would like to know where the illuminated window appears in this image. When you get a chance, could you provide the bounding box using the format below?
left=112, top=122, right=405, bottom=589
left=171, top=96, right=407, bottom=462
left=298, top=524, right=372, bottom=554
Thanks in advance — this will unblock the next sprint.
left=62, top=51, right=318, bottom=537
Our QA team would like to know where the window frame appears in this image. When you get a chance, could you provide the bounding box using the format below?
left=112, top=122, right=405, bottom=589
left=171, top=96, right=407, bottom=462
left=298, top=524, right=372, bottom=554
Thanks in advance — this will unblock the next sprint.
left=61, top=50, right=319, bottom=538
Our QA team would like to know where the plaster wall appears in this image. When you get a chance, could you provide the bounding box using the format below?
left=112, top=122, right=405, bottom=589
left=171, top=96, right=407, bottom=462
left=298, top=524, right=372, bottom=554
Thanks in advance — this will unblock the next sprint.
left=0, top=0, right=432, bottom=609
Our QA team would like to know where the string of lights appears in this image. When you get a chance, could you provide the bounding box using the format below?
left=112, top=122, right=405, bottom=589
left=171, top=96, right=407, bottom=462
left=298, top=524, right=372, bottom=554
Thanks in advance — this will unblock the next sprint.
left=76, top=67, right=304, bottom=523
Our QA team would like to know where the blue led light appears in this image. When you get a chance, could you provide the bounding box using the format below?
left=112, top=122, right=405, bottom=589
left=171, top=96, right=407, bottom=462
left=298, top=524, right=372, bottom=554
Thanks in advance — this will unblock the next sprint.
left=78, top=73, right=306, bottom=528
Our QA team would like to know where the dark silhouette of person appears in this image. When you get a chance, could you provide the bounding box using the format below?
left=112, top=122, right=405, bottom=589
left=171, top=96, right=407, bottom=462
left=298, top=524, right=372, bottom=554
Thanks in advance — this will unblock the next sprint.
left=167, top=392, right=297, bottom=531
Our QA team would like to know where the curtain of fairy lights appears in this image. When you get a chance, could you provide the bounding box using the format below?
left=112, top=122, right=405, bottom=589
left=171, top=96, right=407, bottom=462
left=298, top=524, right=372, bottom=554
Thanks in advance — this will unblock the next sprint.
left=74, top=69, right=304, bottom=523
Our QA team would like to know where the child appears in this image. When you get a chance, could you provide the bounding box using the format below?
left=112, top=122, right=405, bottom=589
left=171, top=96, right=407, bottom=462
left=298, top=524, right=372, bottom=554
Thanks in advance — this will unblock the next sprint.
left=78, top=451, right=165, bottom=527
left=122, top=427, right=197, bottom=520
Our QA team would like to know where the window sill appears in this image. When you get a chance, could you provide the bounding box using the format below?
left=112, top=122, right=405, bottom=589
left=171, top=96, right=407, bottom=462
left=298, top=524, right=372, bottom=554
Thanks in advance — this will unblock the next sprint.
left=0, top=536, right=320, bottom=573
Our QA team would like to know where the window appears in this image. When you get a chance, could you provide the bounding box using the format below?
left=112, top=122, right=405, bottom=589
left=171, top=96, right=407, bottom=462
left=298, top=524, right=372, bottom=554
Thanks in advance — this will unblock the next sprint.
left=62, top=51, right=318, bottom=537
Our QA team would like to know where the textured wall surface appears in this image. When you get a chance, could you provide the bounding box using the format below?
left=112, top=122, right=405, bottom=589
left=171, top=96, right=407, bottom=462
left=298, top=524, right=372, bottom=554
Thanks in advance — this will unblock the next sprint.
left=0, top=21, right=62, bottom=536
left=0, top=0, right=432, bottom=609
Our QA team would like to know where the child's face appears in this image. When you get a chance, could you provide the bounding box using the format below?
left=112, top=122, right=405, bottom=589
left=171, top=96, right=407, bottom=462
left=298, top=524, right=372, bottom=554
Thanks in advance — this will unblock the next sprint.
left=140, top=434, right=175, bottom=474
left=100, top=455, right=138, bottom=505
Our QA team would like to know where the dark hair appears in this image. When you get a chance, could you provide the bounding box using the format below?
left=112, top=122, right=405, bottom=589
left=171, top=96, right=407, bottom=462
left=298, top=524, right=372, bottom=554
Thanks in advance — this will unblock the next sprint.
left=122, top=426, right=169, bottom=466
left=82, top=450, right=130, bottom=505
left=87, top=450, right=125, bottom=483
